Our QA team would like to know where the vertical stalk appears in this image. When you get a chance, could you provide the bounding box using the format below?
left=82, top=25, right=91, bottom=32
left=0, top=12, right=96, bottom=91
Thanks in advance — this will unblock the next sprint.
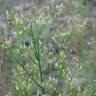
left=53, top=68, right=63, bottom=96
left=31, top=21, right=45, bottom=94
left=53, top=33, right=72, bottom=96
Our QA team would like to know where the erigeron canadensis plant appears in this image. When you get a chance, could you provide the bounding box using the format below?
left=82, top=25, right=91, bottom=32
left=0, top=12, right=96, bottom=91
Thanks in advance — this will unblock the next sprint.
left=1, top=0, right=96, bottom=95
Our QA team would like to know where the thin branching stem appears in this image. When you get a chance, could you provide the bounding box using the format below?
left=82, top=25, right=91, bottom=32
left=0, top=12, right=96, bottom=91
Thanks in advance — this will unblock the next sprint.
left=8, top=47, right=45, bottom=90
left=53, top=68, right=63, bottom=96
left=53, top=33, right=72, bottom=96
left=31, top=22, right=45, bottom=94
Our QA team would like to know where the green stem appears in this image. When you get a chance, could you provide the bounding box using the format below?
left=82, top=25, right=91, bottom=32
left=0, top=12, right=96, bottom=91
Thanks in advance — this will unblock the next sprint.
left=31, top=22, right=45, bottom=94
left=53, top=68, right=63, bottom=96
left=8, top=47, right=44, bottom=90
left=53, top=33, right=72, bottom=96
